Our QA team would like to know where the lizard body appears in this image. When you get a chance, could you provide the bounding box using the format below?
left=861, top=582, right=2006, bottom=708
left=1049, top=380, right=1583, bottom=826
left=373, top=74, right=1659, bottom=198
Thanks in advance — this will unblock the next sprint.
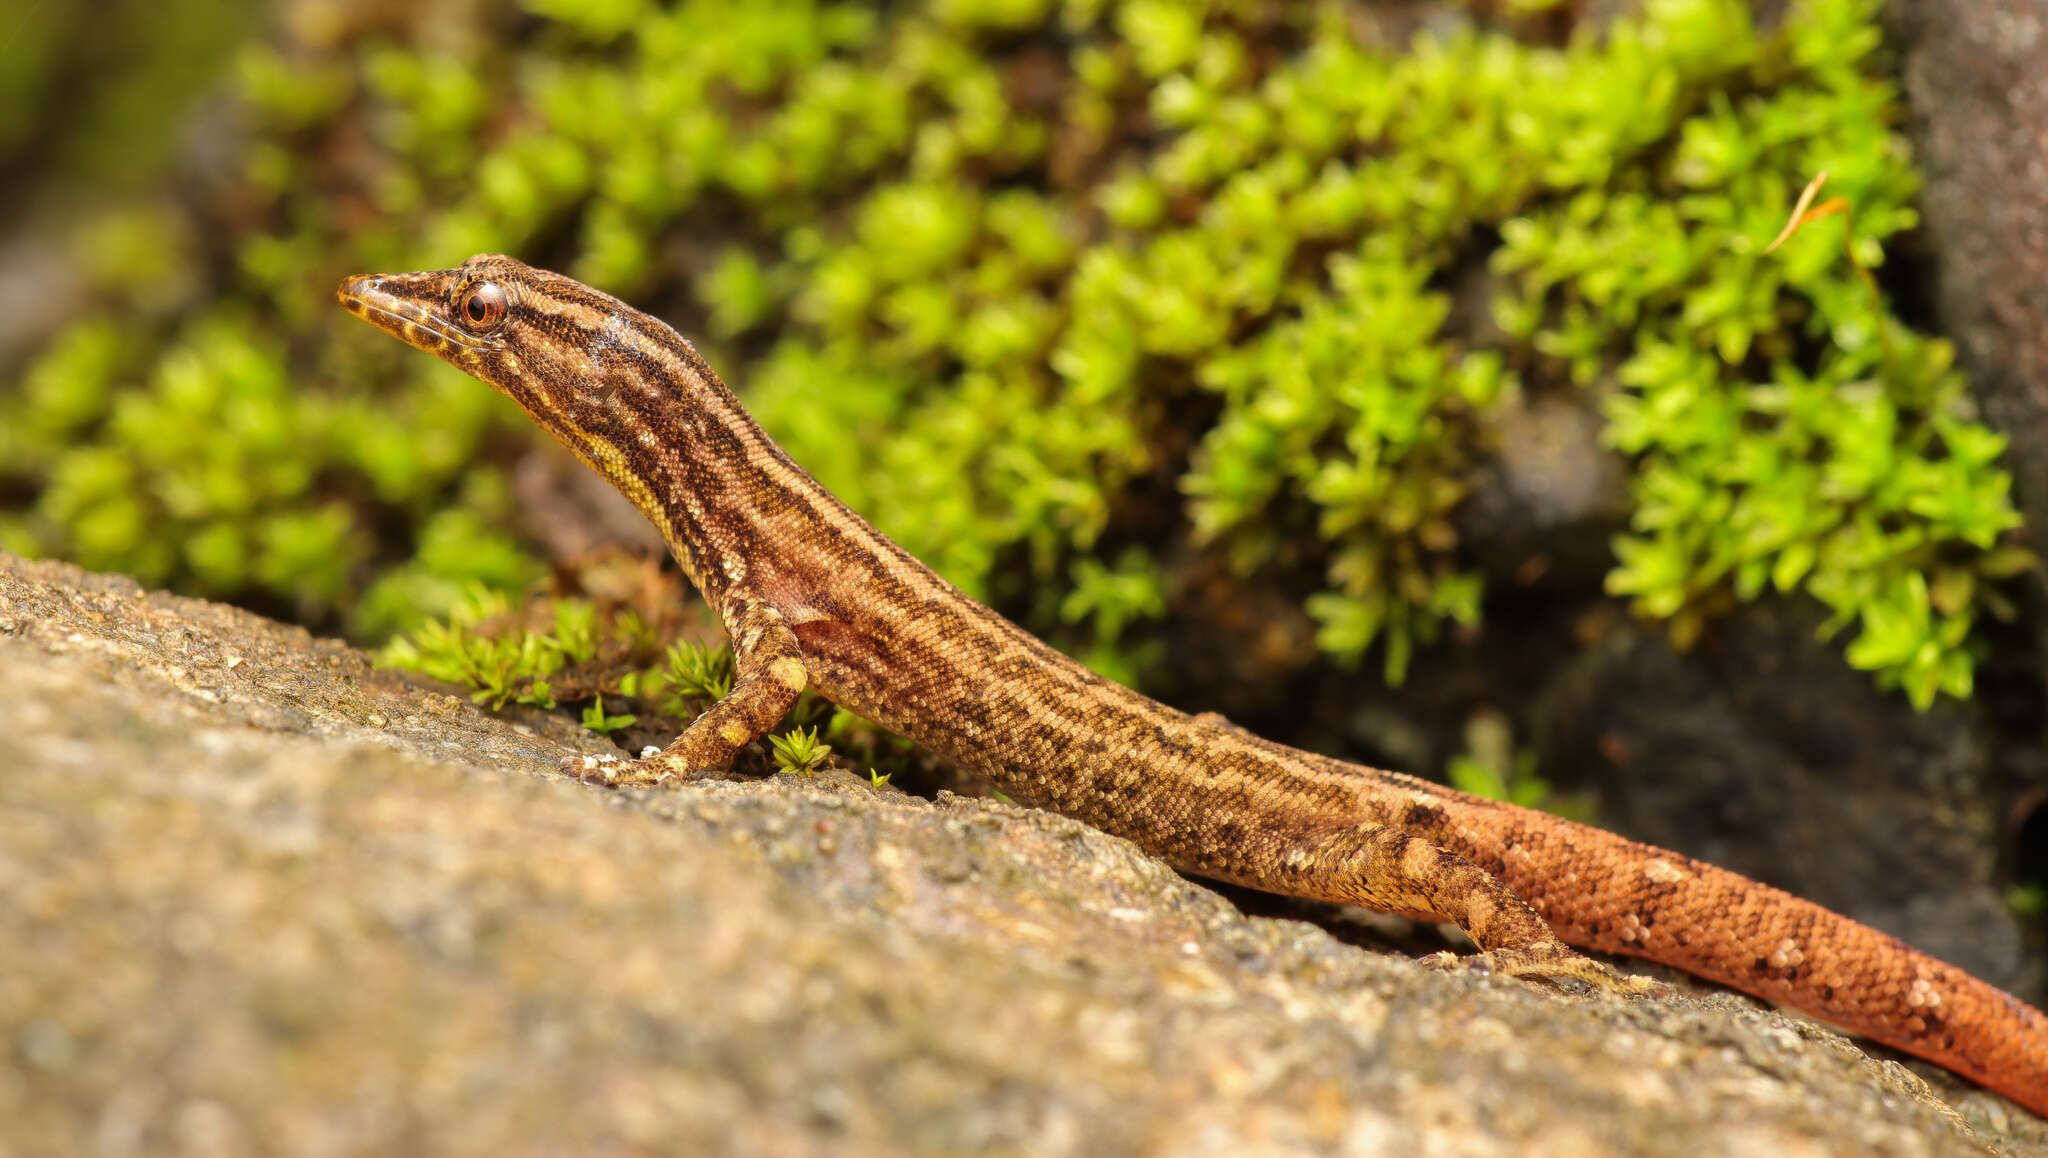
left=340, top=254, right=2048, bottom=1117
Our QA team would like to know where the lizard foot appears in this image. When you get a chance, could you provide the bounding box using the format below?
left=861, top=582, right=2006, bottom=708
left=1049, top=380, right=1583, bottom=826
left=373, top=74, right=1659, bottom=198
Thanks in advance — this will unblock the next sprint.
left=559, top=750, right=696, bottom=788
left=1423, top=944, right=1667, bottom=999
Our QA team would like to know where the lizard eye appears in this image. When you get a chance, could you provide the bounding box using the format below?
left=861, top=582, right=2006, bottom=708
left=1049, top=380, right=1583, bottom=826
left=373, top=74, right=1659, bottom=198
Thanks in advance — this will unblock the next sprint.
left=457, top=282, right=508, bottom=331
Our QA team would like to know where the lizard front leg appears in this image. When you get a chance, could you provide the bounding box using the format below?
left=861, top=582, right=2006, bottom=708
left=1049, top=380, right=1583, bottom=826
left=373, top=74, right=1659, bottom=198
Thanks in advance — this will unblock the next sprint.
left=568, top=595, right=809, bottom=787
left=1287, top=822, right=1660, bottom=997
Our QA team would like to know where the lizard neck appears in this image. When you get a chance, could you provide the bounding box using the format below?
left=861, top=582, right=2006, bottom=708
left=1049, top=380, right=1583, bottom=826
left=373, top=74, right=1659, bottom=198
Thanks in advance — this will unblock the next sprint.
left=564, top=330, right=846, bottom=608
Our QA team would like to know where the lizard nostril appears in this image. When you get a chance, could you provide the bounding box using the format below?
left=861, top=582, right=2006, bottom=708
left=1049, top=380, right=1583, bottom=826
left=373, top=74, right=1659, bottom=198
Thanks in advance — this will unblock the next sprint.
left=338, top=275, right=383, bottom=301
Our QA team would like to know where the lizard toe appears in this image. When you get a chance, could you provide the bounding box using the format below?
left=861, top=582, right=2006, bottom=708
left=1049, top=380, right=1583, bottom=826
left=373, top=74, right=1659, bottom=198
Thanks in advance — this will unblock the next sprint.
left=1425, top=944, right=1666, bottom=1000
left=559, top=751, right=688, bottom=788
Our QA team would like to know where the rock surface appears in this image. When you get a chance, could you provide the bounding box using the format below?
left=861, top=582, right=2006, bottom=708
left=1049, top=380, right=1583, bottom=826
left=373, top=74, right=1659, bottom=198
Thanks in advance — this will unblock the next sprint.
left=1894, top=0, right=2048, bottom=536
left=1, top=551, right=2041, bottom=1157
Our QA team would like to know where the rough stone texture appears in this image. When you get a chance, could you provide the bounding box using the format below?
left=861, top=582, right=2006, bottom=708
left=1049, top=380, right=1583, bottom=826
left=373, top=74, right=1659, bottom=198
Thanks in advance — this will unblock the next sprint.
left=1, top=551, right=2042, bottom=1157
left=1892, top=0, right=2048, bottom=536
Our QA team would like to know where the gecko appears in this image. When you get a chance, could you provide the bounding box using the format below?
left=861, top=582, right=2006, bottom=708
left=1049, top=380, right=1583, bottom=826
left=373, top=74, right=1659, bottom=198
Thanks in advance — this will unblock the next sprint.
left=339, top=253, right=2048, bottom=1117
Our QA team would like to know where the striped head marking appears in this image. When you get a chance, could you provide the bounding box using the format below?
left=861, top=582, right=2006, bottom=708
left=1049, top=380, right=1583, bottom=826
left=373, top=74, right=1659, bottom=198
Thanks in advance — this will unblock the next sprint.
left=336, top=254, right=661, bottom=423
left=337, top=254, right=726, bottom=515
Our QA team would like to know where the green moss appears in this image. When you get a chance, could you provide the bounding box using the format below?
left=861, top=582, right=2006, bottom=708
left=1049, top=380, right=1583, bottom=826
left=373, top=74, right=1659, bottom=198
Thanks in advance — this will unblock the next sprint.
left=379, top=600, right=897, bottom=774
left=381, top=589, right=599, bottom=712
left=1, top=0, right=2023, bottom=712
left=1491, top=0, right=2020, bottom=707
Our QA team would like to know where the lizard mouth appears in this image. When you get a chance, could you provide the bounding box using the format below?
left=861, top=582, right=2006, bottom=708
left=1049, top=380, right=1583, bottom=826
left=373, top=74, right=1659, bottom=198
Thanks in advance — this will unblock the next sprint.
left=336, top=273, right=505, bottom=354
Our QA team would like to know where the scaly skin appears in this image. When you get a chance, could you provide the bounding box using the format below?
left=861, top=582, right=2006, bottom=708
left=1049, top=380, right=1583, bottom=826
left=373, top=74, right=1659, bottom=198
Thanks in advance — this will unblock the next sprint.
left=340, top=254, right=2048, bottom=1117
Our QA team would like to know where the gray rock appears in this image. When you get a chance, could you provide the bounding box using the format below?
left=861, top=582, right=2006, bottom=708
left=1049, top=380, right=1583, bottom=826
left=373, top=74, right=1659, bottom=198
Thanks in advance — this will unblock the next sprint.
left=1894, top=0, right=2048, bottom=541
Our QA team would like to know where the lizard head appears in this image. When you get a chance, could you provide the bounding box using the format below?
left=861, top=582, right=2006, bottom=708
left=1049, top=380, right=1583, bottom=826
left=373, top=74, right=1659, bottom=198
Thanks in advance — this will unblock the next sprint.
left=336, top=252, right=659, bottom=421
left=337, top=254, right=731, bottom=526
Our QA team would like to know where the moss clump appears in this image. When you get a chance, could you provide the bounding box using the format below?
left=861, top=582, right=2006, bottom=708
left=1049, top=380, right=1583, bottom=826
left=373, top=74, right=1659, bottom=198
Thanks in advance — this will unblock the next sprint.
left=1488, top=3, right=2027, bottom=706
left=0, top=0, right=2023, bottom=711
left=378, top=580, right=885, bottom=771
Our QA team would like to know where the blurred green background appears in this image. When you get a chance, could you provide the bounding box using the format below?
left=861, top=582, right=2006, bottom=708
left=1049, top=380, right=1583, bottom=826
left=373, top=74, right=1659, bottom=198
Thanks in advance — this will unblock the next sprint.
left=0, top=0, right=2026, bottom=730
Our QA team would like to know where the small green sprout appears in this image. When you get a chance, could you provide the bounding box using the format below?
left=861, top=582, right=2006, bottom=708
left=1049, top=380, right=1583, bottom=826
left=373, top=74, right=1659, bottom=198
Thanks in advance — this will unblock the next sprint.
left=552, top=599, right=603, bottom=666
left=580, top=694, right=637, bottom=735
left=379, top=587, right=567, bottom=710
left=658, top=641, right=734, bottom=711
left=769, top=726, right=832, bottom=776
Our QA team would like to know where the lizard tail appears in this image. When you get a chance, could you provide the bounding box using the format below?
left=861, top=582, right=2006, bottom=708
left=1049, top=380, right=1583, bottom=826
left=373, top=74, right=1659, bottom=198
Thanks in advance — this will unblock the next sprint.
left=1488, top=814, right=2048, bottom=1116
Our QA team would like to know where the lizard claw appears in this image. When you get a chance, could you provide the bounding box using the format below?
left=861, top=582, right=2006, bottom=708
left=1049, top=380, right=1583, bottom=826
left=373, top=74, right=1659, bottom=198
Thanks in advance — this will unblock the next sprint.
left=1424, top=944, right=1666, bottom=999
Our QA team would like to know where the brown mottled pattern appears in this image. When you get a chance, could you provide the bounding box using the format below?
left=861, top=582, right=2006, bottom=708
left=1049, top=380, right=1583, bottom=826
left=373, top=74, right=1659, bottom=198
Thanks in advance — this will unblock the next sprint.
left=339, top=254, right=2048, bottom=1118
